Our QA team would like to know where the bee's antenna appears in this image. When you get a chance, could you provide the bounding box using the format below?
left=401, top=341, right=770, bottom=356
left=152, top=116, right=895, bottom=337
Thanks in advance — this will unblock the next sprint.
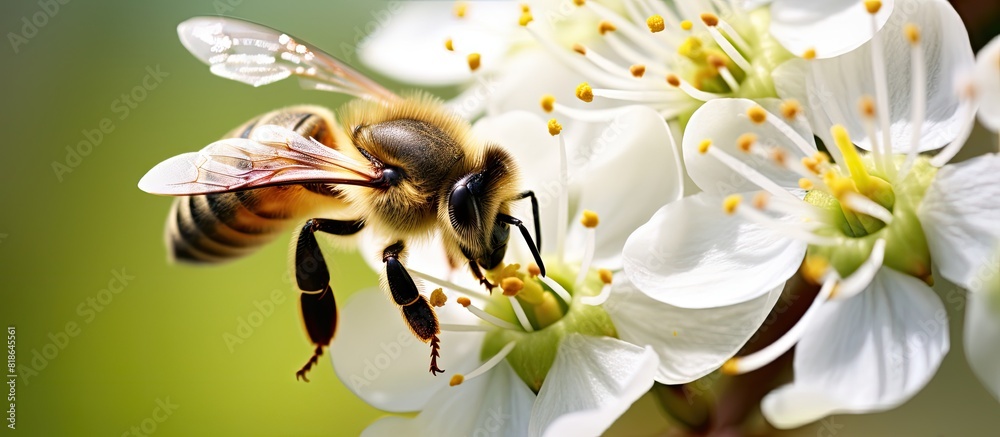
left=497, top=213, right=546, bottom=277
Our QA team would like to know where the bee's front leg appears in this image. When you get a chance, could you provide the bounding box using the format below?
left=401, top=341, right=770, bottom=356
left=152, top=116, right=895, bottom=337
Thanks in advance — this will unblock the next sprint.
left=382, top=241, right=444, bottom=376
left=293, top=218, right=364, bottom=382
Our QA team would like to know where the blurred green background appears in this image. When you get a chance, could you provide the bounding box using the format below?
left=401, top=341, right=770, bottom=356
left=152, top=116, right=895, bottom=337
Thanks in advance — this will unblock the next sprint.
left=0, top=1, right=997, bottom=436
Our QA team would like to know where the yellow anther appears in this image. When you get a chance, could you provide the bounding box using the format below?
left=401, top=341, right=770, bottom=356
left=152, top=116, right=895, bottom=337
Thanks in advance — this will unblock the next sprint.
left=772, top=148, right=788, bottom=166
left=678, top=36, right=703, bottom=59
left=429, top=288, right=447, bottom=307
left=575, top=82, right=594, bottom=102
left=698, top=139, right=712, bottom=154
left=802, top=255, right=830, bottom=284
left=680, top=20, right=693, bottom=31
left=672, top=330, right=678, bottom=337
left=864, top=0, right=882, bottom=14
left=747, top=106, right=767, bottom=124
left=647, top=15, right=665, bottom=33
left=449, top=374, right=465, bottom=386
left=598, top=269, right=613, bottom=285
left=444, top=38, right=454, bottom=51
left=798, top=178, right=815, bottom=190
left=814, top=151, right=831, bottom=163
left=573, top=0, right=585, bottom=5
left=519, top=11, right=534, bottom=26
left=527, top=263, right=541, bottom=277
left=700, top=12, right=719, bottom=27
left=780, top=99, right=802, bottom=119
left=629, top=64, right=646, bottom=78
left=802, top=47, right=817, bottom=60
left=598, top=21, right=616, bottom=35
left=737, top=133, right=757, bottom=152
left=666, top=74, right=681, bottom=87
left=467, top=53, right=481, bottom=71
left=802, top=156, right=820, bottom=174
left=708, top=54, right=727, bottom=69
left=721, top=358, right=739, bottom=375
left=581, top=210, right=600, bottom=228
left=904, top=24, right=920, bottom=44
left=859, top=96, right=876, bottom=119
left=456, top=297, right=472, bottom=308
left=547, top=118, right=563, bottom=136
left=830, top=124, right=871, bottom=188
left=752, top=192, right=770, bottom=210
left=572, top=43, right=587, bottom=55
left=723, top=194, right=742, bottom=215
left=501, top=277, right=524, bottom=296
left=540, top=94, right=555, bottom=113
left=520, top=3, right=530, bottom=13
left=454, top=1, right=469, bottom=18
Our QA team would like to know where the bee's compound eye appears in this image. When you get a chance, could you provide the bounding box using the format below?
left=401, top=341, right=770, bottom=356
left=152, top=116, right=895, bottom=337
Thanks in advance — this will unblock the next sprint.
left=379, top=167, right=402, bottom=186
left=448, top=183, right=480, bottom=232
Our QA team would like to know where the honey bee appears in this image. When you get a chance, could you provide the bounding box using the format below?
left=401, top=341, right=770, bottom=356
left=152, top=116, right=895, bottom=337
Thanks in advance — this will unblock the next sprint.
left=138, top=17, right=545, bottom=381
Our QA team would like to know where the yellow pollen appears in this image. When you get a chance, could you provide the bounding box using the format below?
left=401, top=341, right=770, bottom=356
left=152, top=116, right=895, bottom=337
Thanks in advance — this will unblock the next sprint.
left=540, top=94, right=555, bottom=113
left=708, top=54, right=727, bottom=69
left=814, top=151, right=831, bottom=164
left=501, top=277, right=524, bottom=296
left=629, top=64, right=646, bottom=78
left=859, top=96, right=876, bottom=119
left=672, top=330, right=678, bottom=337
left=519, top=11, right=534, bottom=26
left=581, top=210, right=600, bottom=228
left=444, top=38, right=454, bottom=51
left=456, top=297, right=472, bottom=308
left=598, top=269, right=613, bottom=285
left=830, top=124, right=871, bottom=188
left=547, top=118, right=563, bottom=136
left=575, top=82, right=594, bottom=102
left=527, top=263, right=541, bottom=277
left=698, top=139, right=712, bottom=154
left=520, top=3, right=530, bottom=13
left=454, top=1, right=469, bottom=18
left=449, top=374, right=464, bottom=386
left=700, top=12, right=719, bottom=27
left=666, top=74, right=681, bottom=87
left=429, top=288, right=447, bottom=307
left=752, top=192, right=770, bottom=210
left=598, top=21, right=616, bottom=35
left=678, top=36, right=702, bottom=58
left=723, top=194, right=742, bottom=215
left=646, top=15, right=665, bottom=33
left=747, top=106, right=767, bottom=124
left=802, top=47, right=817, bottom=60
left=802, top=255, right=830, bottom=284
left=680, top=20, right=693, bottom=31
left=864, top=0, right=882, bottom=14
left=467, top=53, right=481, bottom=71
left=572, top=43, right=587, bottom=55
left=904, top=24, right=920, bottom=44
left=573, top=0, right=584, bottom=6
left=780, top=99, right=802, bottom=119
left=737, top=133, right=757, bottom=152
left=798, top=178, right=815, bottom=190
left=721, top=359, right=739, bottom=375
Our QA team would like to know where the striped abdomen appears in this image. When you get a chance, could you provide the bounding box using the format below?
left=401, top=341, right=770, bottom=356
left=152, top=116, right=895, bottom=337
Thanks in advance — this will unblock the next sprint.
left=167, top=106, right=348, bottom=264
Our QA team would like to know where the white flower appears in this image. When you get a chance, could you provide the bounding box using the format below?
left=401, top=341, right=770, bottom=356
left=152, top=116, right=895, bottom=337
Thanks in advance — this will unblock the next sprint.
left=331, top=108, right=779, bottom=436
left=971, top=35, right=1000, bottom=132
left=623, top=0, right=992, bottom=427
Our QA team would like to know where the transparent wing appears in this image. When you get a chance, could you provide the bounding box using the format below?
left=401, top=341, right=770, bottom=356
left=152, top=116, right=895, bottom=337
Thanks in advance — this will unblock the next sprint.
left=138, top=125, right=380, bottom=195
left=177, top=16, right=398, bottom=102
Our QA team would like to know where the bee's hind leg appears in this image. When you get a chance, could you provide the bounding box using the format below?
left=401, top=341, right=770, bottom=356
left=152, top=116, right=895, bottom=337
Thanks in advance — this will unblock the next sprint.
left=382, top=241, right=444, bottom=375
left=294, top=218, right=364, bottom=382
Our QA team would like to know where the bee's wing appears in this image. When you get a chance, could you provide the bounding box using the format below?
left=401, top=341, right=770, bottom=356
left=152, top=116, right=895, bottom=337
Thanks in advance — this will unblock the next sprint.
left=177, top=16, right=398, bottom=102
left=138, top=125, right=380, bottom=196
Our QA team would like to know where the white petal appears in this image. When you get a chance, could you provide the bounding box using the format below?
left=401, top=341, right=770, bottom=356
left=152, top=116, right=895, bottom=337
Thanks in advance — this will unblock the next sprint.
left=358, top=1, right=520, bottom=86
left=623, top=192, right=806, bottom=308
left=605, top=274, right=783, bottom=384
left=330, top=289, right=484, bottom=413
left=363, top=360, right=535, bottom=437
left=480, top=49, right=592, bottom=120
left=974, top=35, right=1000, bottom=132
left=965, top=260, right=1000, bottom=401
left=529, top=334, right=658, bottom=437
left=800, top=0, right=974, bottom=153
left=762, top=269, right=949, bottom=428
left=918, top=153, right=1000, bottom=289
left=563, top=105, right=685, bottom=269
left=682, top=98, right=814, bottom=195
left=769, top=0, right=893, bottom=59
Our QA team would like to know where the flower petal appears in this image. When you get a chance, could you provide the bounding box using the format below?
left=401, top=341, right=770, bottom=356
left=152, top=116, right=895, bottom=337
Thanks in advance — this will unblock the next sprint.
left=331, top=289, right=484, bottom=413
left=762, top=268, right=949, bottom=428
left=974, top=35, right=1000, bottom=132
left=529, top=334, right=658, bottom=437
left=605, top=274, right=783, bottom=384
left=682, top=98, right=814, bottom=195
left=965, top=257, right=1000, bottom=401
left=918, top=153, right=1000, bottom=289
left=623, top=192, right=806, bottom=308
left=796, top=0, right=974, bottom=153
left=769, top=0, right=893, bottom=59
left=362, top=360, right=535, bottom=437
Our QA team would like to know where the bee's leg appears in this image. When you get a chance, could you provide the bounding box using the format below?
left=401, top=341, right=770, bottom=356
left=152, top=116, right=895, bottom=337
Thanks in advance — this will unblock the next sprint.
left=382, top=241, right=444, bottom=376
left=294, top=218, right=364, bottom=382
left=497, top=213, right=546, bottom=276
left=513, top=190, right=542, bottom=252
left=467, top=259, right=496, bottom=292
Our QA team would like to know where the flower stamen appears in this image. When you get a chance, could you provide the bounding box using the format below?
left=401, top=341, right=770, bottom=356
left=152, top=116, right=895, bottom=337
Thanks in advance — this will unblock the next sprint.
left=457, top=297, right=521, bottom=331
left=450, top=341, right=517, bottom=386
left=508, top=296, right=535, bottom=332
left=899, top=23, right=926, bottom=179
left=575, top=210, right=599, bottom=287
left=830, top=239, right=886, bottom=300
